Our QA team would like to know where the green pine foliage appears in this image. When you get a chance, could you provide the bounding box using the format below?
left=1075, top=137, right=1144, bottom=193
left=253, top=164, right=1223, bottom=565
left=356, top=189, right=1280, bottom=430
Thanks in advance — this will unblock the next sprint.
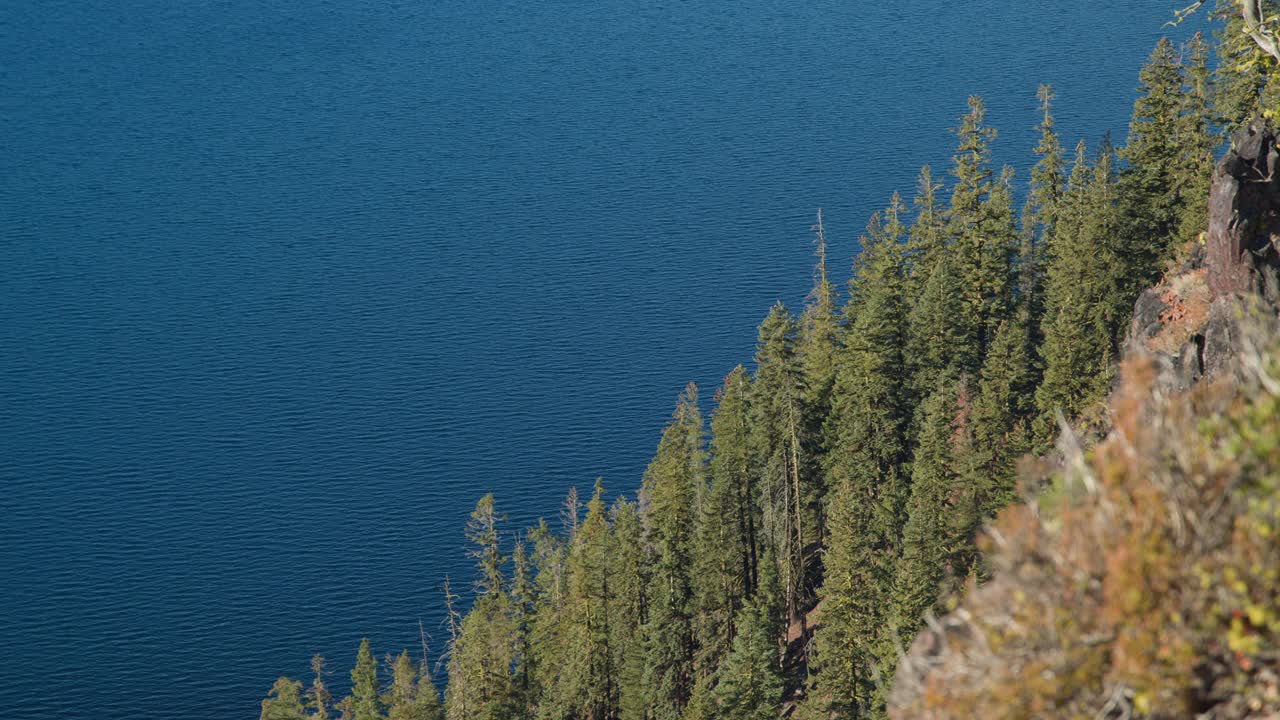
left=510, top=541, right=536, bottom=715
left=714, top=557, right=785, bottom=720
left=1019, top=83, right=1063, bottom=349
left=750, top=303, right=814, bottom=630
left=798, top=212, right=841, bottom=443
left=637, top=384, right=704, bottom=720
left=536, top=480, right=622, bottom=720
left=693, top=367, right=756, bottom=679
left=905, top=165, right=946, bottom=296
left=262, top=678, right=308, bottom=720
left=1036, top=141, right=1123, bottom=442
left=947, top=97, right=1012, bottom=371
left=1122, top=38, right=1184, bottom=258
left=964, top=313, right=1037, bottom=518
left=351, top=639, right=383, bottom=720
left=610, top=498, right=649, bottom=720
left=444, top=497, right=521, bottom=720
left=807, top=197, right=911, bottom=719
left=261, top=24, right=1255, bottom=720
left=1177, top=32, right=1218, bottom=248
left=906, top=249, right=969, bottom=403
left=796, top=215, right=841, bottom=556
left=467, top=494, right=507, bottom=598
left=387, top=651, right=442, bottom=720
left=1029, top=84, right=1066, bottom=243
left=893, top=377, right=968, bottom=638
left=444, top=593, right=521, bottom=720
left=1118, top=34, right=1219, bottom=283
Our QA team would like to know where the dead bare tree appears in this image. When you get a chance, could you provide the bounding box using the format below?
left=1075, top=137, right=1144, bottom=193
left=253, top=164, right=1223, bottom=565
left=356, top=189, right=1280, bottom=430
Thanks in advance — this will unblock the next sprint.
left=1173, top=0, right=1280, bottom=62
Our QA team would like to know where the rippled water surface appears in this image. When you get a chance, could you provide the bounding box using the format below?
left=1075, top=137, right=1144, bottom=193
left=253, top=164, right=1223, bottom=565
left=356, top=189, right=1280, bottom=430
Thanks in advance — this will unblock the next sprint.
left=0, top=1, right=1204, bottom=717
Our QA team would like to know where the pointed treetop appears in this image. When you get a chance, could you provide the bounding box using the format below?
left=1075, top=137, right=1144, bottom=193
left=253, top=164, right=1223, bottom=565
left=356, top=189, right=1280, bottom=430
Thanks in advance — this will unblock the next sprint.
left=465, top=494, right=507, bottom=596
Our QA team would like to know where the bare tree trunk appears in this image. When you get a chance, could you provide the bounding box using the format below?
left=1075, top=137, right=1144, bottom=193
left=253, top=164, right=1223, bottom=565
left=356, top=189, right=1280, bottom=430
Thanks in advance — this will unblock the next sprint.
left=1175, top=1, right=1280, bottom=62
left=1241, top=0, right=1280, bottom=62
left=787, top=412, right=805, bottom=606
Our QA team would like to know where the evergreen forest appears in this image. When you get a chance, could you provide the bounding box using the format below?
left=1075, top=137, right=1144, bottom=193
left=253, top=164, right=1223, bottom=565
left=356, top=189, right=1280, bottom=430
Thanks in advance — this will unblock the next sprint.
left=260, top=5, right=1280, bottom=719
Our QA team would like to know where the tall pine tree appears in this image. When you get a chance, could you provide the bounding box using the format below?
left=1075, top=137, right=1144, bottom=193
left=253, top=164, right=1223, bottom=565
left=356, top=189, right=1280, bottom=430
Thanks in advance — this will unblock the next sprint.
left=1036, top=141, right=1121, bottom=442
left=750, top=303, right=814, bottom=629
left=946, top=96, right=1010, bottom=371
left=1119, top=37, right=1186, bottom=287
left=636, top=384, right=704, bottom=720
left=445, top=498, right=520, bottom=720
left=613, top=498, right=650, bottom=720
left=692, top=366, right=757, bottom=679
left=1176, top=31, right=1218, bottom=248
left=715, top=553, right=785, bottom=720
left=808, top=197, right=910, bottom=719
left=893, top=377, right=969, bottom=639
left=351, top=639, right=383, bottom=720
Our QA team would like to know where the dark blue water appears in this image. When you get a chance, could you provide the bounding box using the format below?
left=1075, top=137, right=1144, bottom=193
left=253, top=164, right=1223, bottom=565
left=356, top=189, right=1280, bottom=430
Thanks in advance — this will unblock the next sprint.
left=1, top=1, right=1205, bottom=717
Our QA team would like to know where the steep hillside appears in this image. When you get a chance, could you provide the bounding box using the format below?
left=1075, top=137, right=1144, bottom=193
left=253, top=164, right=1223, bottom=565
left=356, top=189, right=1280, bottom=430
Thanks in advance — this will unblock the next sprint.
left=890, top=120, right=1280, bottom=720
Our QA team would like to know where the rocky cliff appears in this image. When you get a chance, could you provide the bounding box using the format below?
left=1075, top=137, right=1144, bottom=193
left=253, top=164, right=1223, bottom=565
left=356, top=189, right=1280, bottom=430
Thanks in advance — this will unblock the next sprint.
left=1128, top=118, right=1280, bottom=389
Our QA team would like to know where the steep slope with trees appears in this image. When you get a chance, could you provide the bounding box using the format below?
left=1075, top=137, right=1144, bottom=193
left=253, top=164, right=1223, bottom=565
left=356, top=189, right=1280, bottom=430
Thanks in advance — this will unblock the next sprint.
left=259, top=10, right=1280, bottom=720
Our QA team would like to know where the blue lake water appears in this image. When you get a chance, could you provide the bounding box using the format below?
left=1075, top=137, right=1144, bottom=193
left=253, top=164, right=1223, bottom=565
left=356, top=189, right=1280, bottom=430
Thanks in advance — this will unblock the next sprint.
left=1, top=1, right=1205, bottom=717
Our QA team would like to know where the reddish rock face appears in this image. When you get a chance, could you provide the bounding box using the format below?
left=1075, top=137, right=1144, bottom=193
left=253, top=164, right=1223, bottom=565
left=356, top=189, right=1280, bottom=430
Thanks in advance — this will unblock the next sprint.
left=1206, top=118, right=1280, bottom=301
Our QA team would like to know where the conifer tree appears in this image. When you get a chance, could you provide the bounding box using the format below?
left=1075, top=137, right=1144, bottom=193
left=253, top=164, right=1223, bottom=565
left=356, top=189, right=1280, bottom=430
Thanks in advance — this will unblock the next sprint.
left=387, top=651, right=442, bottom=720
left=416, top=673, right=443, bottom=720
left=692, top=367, right=756, bottom=678
left=1036, top=142, right=1120, bottom=442
left=527, top=520, right=570, bottom=719
left=798, top=211, right=841, bottom=432
left=307, top=655, right=333, bottom=720
left=636, top=385, right=704, bottom=720
left=564, top=480, right=620, bottom=719
left=1120, top=37, right=1186, bottom=281
left=613, top=498, right=649, bottom=720
left=796, top=213, right=841, bottom=523
left=964, top=315, right=1036, bottom=519
left=947, top=96, right=1010, bottom=369
left=351, top=639, right=383, bottom=720
left=467, top=494, right=507, bottom=597
left=906, top=165, right=947, bottom=296
left=510, top=542, right=536, bottom=715
left=906, top=251, right=970, bottom=400
left=893, top=378, right=967, bottom=639
left=809, top=198, right=910, bottom=719
left=1020, top=84, right=1064, bottom=344
left=750, top=303, right=812, bottom=630
left=975, top=165, right=1020, bottom=356
left=681, top=676, right=718, bottom=720
left=262, top=678, right=308, bottom=720
left=445, top=499, right=520, bottom=720
left=905, top=163, right=967, bottom=402
left=444, top=594, right=521, bottom=720
left=715, top=556, right=785, bottom=720
left=1176, top=31, right=1218, bottom=247
left=949, top=98, right=997, bottom=233
left=1029, top=85, right=1066, bottom=245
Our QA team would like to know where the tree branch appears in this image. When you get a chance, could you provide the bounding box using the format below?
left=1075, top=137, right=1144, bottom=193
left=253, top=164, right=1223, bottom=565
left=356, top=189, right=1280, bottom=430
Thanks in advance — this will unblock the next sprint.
left=1241, top=0, right=1280, bottom=63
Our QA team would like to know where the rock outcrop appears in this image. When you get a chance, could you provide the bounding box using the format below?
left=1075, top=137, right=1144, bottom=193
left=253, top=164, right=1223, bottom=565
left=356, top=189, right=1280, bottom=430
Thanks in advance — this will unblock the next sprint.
left=1126, top=117, right=1280, bottom=388
left=1207, top=117, right=1280, bottom=303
